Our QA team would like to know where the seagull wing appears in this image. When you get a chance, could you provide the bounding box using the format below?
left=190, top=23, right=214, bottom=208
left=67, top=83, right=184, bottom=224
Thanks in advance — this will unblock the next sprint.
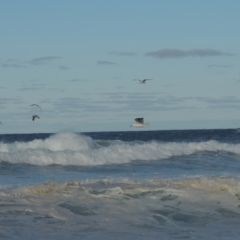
left=135, top=118, right=144, bottom=124
left=142, top=79, right=152, bottom=82
left=30, top=104, right=42, bottom=111
left=32, top=115, right=40, bottom=121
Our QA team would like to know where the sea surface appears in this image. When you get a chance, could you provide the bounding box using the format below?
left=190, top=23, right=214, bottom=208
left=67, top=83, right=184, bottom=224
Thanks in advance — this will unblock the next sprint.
left=1, top=129, right=240, bottom=239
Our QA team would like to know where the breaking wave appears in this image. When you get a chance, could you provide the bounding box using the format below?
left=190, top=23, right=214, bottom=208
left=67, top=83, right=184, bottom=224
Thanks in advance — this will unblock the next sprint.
left=0, top=132, right=240, bottom=166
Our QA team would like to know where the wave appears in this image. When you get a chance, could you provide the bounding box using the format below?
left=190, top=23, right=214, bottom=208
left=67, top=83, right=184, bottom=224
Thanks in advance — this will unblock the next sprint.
left=3, top=176, right=240, bottom=197
left=0, top=132, right=240, bottom=166
left=1, top=177, right=240, bottom=239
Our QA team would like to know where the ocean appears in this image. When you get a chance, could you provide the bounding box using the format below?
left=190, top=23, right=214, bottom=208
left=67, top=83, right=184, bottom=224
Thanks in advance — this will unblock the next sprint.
left=0, top=129, right=240, bottom=239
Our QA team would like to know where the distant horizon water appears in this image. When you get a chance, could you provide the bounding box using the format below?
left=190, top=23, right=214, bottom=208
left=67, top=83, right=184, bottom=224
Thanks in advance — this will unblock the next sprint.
left=1, top=118, right=240, bottom=135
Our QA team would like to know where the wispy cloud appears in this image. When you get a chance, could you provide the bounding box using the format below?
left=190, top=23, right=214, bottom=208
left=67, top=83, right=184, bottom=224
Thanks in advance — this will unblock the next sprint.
left=0, top=97, right=24, bottom=110
left=0, top=97, right=21, bottom=103
left=29, top=56, right=61, bottom=65
left=98, top=93, right=240, bottom=112
left=207, top=64, right=232, bottom=68
left=109, top=51, right=137, bottom=56
left=1, top=59, right=25, bottom=68
left=59, top=65, right=68, bottom=70
left=2, top=63, right=25, bottom=68
left=145, top=48, right=235, bottom=59
left=18, top=87, right=43, bottom=91
left=198, top=96, right=240, bottom=105
left=68, top=78, right=90, bottom=82
left=97, top=60, right=116, bottom=65
left=1, top=56, right=62, bottom=68
left=205, top=97, right=240, bottom=110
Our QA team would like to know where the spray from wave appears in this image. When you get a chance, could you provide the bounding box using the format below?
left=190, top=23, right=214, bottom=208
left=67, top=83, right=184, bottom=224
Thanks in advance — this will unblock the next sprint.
left=0, top=132, right=240, bottom=166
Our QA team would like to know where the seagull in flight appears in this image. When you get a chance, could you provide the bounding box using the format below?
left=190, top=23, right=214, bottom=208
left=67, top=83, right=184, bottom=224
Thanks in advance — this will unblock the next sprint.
left=30, top=104, right=42, bottom=111
left=130, top=118, right=149, bottom=128
left=134, top=79, right=152, bottom=84
left=32, top=115, right=40, bottom=121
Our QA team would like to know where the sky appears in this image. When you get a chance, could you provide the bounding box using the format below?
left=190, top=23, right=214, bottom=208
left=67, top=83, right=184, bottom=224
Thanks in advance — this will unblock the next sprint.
left=1, top=0, right=240, bottom=133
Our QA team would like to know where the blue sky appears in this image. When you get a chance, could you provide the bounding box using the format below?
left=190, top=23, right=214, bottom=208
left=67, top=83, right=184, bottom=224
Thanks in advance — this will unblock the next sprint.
left=1, top=0, right=240, bottom=133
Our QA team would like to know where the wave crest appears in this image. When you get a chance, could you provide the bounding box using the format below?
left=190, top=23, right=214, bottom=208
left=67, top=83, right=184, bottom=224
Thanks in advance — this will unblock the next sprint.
left=0, top=132, right=240, bottom=166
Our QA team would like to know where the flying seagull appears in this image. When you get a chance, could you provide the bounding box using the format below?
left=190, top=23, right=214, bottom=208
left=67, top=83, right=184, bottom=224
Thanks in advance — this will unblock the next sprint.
left=134, top=79, right=152, bottom=84
left=30, top=104, right=42, bottom=111
left=32, top=115, right=40, bottom=121
left=130, top=118, right=149, bottom=128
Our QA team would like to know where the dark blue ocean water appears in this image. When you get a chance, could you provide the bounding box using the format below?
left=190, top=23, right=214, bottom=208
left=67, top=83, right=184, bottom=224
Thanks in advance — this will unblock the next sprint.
left=0, top=129, right=240, bottom=187
left=0, top=129, right=240, bottom=239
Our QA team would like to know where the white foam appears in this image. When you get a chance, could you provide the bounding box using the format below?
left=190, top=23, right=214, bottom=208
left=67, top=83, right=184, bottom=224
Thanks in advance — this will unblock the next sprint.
left=0, top=178, right=240, bottom=239
left=1, top=133, right=240, bottom=166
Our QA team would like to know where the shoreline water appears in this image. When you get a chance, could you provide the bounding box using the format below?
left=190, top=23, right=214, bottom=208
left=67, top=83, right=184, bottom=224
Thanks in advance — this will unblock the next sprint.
left=0, top=129, right=240, bottom=239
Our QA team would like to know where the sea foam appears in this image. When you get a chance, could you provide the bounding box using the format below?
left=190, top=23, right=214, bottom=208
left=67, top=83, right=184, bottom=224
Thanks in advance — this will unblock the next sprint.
left=0, top=132, right=240, bottom=166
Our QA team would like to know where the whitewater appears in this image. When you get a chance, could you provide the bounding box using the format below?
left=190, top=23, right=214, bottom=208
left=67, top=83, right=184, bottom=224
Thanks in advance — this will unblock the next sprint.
left=0, top=129, right=240, bottom=239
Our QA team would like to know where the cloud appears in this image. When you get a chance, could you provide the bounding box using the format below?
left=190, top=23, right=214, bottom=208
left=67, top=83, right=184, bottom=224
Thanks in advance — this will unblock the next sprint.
left=18, top=82, right=46, bottom=91
left=18, top=87, right=42, bottom=91
left=207, top=64, right=232, bottom=68
left=59, top=65, right=68, bottom=70
left=109, top=51, right=137, bottom=56
left=0, top=97, right=24, bottom=110
left=54, top=97, right=112, bottom=115
left=145, top=48, right=235, bottom=59
left=97, top=60, right=116, bottom=65
left=29, top=56, right=61, bottom=65
left=100, top=93, right=240, bottom=112
left=0, top=97, right=21, bottom=103
left=2, top=63, right=25, bottom=68
left=1, top=59, right=25, bottom=68
left=199, top=96, right=240, bottom=105
left=96, top=92, right=189, bottom=113
left=202, top=96, right=240, bottom=110
left=1, top=56, right=62, bottom=68
left=68, top=78, right=90, bottom=82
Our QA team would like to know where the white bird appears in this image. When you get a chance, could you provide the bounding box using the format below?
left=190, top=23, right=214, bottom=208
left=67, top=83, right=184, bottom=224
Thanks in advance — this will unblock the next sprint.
left=134, top=79, right=152, bottom=84
left=130, top=118, right=149, bottom=128
left=30, top=104, right=42, bottom=111
left=32, top=115, right=40, bottom=121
